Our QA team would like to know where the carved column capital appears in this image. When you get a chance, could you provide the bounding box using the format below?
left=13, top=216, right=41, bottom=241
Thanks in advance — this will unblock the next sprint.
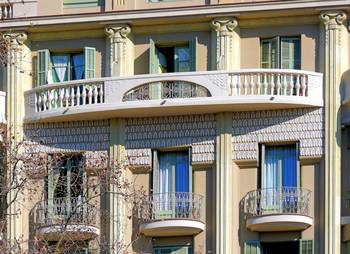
left=2, top=32, right=27, bottom=46
left=320, top=11, right=347, bottom=30
left=211, top=18, right=238, bottom=33
left=105, top=25, right=131, bottom=40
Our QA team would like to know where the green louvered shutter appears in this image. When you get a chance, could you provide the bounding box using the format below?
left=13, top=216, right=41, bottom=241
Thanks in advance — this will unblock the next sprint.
left=84, top=47, right=96, bottom=79
left=300, top=240, right=313, bottom=254
left=149, top=39, right=159, bottom=74
left=245, top=241, right=261, bottom=254
left=281, top=37, right=301, bottom=70
left=37, top=49, right=50, bottom=86
left=190, top=37, right=197, bottom=71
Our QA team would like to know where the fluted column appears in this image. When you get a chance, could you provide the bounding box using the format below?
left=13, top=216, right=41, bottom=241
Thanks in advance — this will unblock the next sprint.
left=211, top=18, right=240, bottom=70
left=105, top=25, right=133, bottom=76
left=2, top=31, right=28, bottom=245
left=215, top=113, right=234, bottom=254
left=319, top=11, right=347, bottom=254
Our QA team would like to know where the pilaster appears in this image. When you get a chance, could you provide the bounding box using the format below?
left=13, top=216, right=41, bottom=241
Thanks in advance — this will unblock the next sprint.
left=104, top=118, right=127, bottom=254
left=211, top=18, right=240, bottom=71
left=2, top=31, right=28, bottom=245
left=105, top=25, right=134, bottom=77
left=215, top=113, right=234, bottom=253
left=319, top=10, right=347, bottom=254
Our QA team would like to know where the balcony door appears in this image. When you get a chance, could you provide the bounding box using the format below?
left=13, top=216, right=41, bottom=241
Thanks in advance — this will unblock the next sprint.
left=260, top=144, right=300, bottom=213
left=152, top=150, right=192, bottom=219
left=47, top=155, right=86, bottom=221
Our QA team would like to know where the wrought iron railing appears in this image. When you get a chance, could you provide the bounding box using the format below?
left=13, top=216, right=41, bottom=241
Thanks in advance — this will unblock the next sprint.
left=122, top=81, right=210, bottom=101
left=140, top=192, right=205, bottom=223
left=244, top=187, right=312, bottom=217
left=33, top=197, right=98, bottom=229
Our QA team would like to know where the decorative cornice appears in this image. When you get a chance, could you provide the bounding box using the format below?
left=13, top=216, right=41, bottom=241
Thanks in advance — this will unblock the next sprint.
left=211, top=18, right=238, bottom=33
left=105, top=25, right=131, bottom=39
left=2, top=32, right=27, bottom=45
left=320, top=10, right=347, bottom=30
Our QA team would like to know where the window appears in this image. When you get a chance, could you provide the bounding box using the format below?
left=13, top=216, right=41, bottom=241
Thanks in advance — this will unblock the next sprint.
left=244, top=240, right=313, bottom=254
left=63, top=0, right=102, bottom=8
left=152, top=150, right=192, bottom=194
left=47, top=155, right=86, bottom=212
left=149, top=38, right=197, bottom=74
left=154, top=246, right=192, bottom=254
left=260, top=36, right=301, bottom=69
left=260, top=144, right=299, bottom=190
left=37, top=47, right=96, bottom=86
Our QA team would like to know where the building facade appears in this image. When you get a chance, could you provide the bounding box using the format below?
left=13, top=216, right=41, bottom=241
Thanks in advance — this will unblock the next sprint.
left=0, top=0, right=349, bottom=253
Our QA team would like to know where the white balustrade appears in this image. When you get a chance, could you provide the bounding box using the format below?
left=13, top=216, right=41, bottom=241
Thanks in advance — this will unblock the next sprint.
left=0, top=4, right=12, bottom=19
left=35, top=82, right=104, bottom=113
left=25, top=69, right=323, bottom=120
left=229, top=70, right=310, bottom=97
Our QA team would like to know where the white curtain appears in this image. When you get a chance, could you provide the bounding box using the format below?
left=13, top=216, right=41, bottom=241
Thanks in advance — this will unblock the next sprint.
left=159, top=155, right=173, bottom=211
left=263, top=147, right=279, bottom=209
left=52, top=55, right=69, bottom=82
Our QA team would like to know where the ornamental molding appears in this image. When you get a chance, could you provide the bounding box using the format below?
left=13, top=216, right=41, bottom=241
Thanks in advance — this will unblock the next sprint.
left=2, top=32, right=27, bottom=45
left=125, top=114, right=216, bottom=166
left=320, top=11, right=347, bottom=30
left=211, top=18, right=238, bottom=33
left=232, top=108, right=324, bottom=161
left=105, top=25, right=131, bottom=40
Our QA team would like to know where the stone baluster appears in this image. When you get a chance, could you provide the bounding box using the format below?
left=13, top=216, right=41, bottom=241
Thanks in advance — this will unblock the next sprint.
left=243, top=75, right=248, bottom=95
left=76, top=86, right=81, bottom=106
left=99, top=84, right=104, bottom=103
left=301, top=75, right=307, bottom=97
left=70, top=87, right=75, bottom=106
left=276, top=74, right=281, bottom=95
left=295, top=75, right=301, bottom=96
left=282, top=74, right=287, bottom=96
left=263, top=73, right=268, bottom=95
left=88, top=86, right=93, bottom=104
left=270, top=74, right=275, bottom=95
left=250, top=74, right=254, bottom=95
left=82, top=87, right=87, bottom=105
left=257, top=74, right=261, bottom=95
left=93, top=85, right=98, bottom=103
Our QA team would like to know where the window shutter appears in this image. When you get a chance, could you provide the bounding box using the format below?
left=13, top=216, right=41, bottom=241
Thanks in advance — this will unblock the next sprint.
left=37, top=49, right=50, bottom=86
left=84, top=47, right=96, bottom=79
left=300, top=240, right=313, bottom=254
left=190, top=37, right=197, bottom=71
left=152, top=150, right=159, bottom=194
left=271, top=36, right=280, bottom=68
left=281, top=37, right=301, bottom=70
left=245, top=241, right=261, bottom=254
left=149, top=39, right=158, bottom=74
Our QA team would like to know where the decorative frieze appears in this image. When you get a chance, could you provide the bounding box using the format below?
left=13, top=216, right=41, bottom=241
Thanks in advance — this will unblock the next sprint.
left=125, top=114, right=216, bottom=167
left=24, top=120, right=110, bottom=153
left=232, top=108, right=324, bottom=160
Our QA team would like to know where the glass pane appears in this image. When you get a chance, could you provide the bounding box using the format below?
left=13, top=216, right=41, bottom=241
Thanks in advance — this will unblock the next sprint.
left=154, top=246, right=192, bottom=254
left=51, top=55, right=69, bottom=82
left=72, top=54, right=85, bottom=80
left=178, top=62, right=190, bottom=72
left=159, top=153, right=175, bottom=193
left=176, top=47, right=190, bottom=62
left=175, top=151, right=189, bottom=193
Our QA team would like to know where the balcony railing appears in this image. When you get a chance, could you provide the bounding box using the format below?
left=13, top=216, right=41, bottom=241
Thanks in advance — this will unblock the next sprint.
left=25, top=69, right=323, bottom=121
left=140, top=192, right=205, bottom=223
left=0, top=3, right=12, bottom=19
left=33, top=197, right=98, bottom=229
left=0, top=91, right=5, bottom=123
left=244, top=187, right=312, bottom=217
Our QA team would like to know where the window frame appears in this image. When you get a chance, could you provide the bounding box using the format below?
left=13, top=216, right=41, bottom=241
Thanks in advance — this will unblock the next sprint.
left=153, top=245, right=193, bottom=254
left=260, top=36, right=301, bottom=70
left=152, top=149, right=192, bottom=194
left=259, top=143, right=300, bottom=189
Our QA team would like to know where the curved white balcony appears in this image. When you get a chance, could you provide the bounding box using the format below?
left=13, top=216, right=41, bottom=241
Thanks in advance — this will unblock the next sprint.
left=0, top=91, right=5, bottom=124
left=139, top=192, right=205, bottom=237
left=24, top=69, right=323, bottom=122
left=244, top=187, right=313, bottom=232
left=33, top=198, right=100, bottom=241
